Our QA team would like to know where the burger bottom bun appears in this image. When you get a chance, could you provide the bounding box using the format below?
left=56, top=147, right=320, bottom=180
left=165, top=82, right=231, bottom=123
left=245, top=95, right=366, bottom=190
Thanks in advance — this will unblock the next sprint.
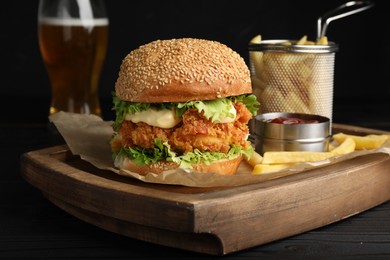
left=115, top=155, right=243, bottom=176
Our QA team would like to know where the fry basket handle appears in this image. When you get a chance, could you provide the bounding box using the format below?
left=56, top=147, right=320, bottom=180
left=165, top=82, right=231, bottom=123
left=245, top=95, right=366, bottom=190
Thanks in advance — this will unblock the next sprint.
left=317, top=1, right=374, bottom=40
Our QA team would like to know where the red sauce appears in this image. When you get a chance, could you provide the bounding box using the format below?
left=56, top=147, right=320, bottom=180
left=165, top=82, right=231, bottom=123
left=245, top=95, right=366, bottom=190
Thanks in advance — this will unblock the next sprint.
left=268, top=117, right=319, bottom=124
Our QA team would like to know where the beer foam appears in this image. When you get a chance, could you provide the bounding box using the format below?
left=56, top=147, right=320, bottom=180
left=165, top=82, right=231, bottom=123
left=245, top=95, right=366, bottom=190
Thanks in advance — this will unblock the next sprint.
left=39, top=17, right=109, bottom=26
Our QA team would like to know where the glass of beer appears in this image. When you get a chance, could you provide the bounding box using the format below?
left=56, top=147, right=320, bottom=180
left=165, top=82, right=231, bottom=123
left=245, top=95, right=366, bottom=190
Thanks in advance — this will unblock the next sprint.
left=38, top=0, right=109, bottom=116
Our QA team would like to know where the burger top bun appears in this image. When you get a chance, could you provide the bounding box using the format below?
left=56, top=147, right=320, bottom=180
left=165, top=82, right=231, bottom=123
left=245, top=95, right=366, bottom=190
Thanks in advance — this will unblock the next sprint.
left=115, top=38, right=252, bottom=103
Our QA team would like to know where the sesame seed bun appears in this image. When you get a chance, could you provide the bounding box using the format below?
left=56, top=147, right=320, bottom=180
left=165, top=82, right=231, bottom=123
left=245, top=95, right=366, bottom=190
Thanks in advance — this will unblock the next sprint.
left=115, top=154, right=243, bottom=176
left=115, top=38, right=252, bottom=102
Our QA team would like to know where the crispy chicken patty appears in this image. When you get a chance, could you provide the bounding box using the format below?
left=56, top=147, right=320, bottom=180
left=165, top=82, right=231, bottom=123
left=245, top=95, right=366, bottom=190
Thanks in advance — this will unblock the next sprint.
left=112, top=102, right=252, bottom=154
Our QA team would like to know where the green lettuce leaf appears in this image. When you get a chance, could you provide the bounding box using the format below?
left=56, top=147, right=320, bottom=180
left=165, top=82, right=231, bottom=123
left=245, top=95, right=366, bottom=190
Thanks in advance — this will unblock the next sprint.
left=112, top=93, right=259, bottom=128
left=229, top=94, right=259, bottom=116
left=112, top=92, right=174, bottom=129
left=117, top=138, right=253, bottom=169
left=117, top=139, right=171, bottom=166
left=176, top=98, right=236, bottom=123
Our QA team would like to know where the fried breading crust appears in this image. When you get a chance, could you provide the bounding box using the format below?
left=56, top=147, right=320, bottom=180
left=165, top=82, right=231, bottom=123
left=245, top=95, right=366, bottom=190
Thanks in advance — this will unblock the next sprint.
left=112, top=102, right=252, bottom=154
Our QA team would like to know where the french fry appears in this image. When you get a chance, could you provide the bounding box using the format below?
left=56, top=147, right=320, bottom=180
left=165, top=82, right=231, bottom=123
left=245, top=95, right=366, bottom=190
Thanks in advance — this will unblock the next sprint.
left=333, top=133, right=389, bottom=150
left=244, top=151, right=263, bottom=167
left=250, top=133, right=384, bottom=175
left=250, top=76, right=266, bottom=97
left=262, top=150, right=334, bottom=164
left=257, top=86, right=285, bottom=112
left=297, top=35, right=328, bottom=45
left=304, top=40, right=315, bottom=45
left=328, top=142, right=337, bottom=152
left=250, top=34, right=262, bottom=44
left=308, top=57, right=333, bottom=117
left=330, top=137, right=355, bottom=155
left=284, top=91, right=311, bottom=114
left=262, top=138, right=355, bottom=164
left=261, top=137, right=355, bottom=165
left=249, top=35, right=264, bottom=88
left=296, top=35, right=307, bottom=45
left=252, top=163, right=296, bottom=174
left=316, top=36, right=328, bottom=45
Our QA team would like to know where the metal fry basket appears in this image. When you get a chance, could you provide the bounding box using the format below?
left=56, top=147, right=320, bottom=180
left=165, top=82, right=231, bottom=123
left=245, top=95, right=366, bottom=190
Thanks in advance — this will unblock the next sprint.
left=248, top=40, right=338, bottom=122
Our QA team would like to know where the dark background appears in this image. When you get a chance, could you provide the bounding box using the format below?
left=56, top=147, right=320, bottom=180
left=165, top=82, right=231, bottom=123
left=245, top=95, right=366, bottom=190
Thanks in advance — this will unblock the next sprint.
left=1, top=2, right=390, bottom=258
left=1, top=0, right=389, bottom=123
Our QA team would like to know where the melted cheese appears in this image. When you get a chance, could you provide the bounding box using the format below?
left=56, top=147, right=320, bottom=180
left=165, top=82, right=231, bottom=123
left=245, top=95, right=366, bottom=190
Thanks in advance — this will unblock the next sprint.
left=125, top=109, right=181, bottom=128
left=219, top=106, right=237, bottom=123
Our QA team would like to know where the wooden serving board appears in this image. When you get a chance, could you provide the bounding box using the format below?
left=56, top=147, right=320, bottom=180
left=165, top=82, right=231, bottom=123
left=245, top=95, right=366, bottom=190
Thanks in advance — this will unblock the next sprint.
left=20, top=123, right=390, bottom=255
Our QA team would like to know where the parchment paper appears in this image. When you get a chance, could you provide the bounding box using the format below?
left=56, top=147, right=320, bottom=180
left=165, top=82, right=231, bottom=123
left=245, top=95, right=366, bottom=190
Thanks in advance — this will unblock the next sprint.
left=49, top=111, right=390, bottom=187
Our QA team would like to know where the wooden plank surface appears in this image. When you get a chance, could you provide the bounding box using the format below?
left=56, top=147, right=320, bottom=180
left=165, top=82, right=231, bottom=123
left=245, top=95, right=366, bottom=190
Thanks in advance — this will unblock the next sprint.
left=20, top=124, right=390, bottom=255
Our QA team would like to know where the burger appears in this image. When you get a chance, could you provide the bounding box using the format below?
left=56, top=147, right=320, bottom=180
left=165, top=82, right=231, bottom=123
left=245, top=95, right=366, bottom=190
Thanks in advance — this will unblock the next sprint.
left=110, top=38, right=259, bottom=175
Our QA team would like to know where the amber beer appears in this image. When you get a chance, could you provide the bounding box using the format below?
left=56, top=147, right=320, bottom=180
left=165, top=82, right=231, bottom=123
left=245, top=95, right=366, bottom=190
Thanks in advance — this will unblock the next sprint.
left=38, top=18, right=108, bottom=116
